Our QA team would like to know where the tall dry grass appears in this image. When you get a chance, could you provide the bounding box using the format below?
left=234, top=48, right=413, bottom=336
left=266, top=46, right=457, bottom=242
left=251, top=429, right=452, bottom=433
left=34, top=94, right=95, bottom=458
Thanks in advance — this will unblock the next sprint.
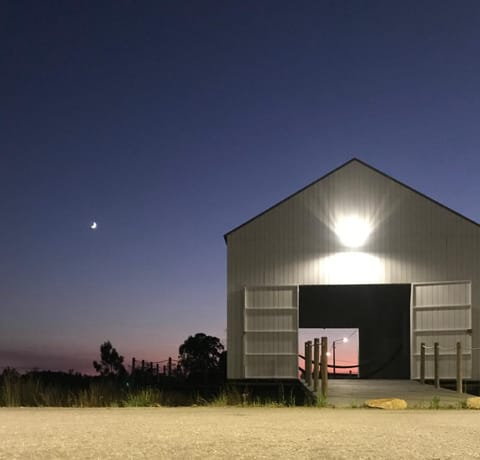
left=0, top=373, right=204, bottom=407
left=1, top=372, right=307, bottom=407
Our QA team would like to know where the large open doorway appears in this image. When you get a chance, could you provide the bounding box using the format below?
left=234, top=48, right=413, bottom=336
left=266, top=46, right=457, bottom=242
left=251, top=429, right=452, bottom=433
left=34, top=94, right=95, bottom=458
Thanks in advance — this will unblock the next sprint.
left=299, top=284, right=411, bottom=379
left=299, top=328, right=359, bottom=378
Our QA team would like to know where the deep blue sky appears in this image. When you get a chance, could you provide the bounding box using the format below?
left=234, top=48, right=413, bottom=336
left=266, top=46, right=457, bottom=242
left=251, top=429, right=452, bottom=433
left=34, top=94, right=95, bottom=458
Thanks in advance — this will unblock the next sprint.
left=1, top=1, right=479, bottom=373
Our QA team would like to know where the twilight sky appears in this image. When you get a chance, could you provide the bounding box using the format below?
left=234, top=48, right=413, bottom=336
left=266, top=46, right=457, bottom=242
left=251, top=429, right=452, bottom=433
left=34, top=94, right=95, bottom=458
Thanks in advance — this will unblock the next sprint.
left=1, top=1, right=479, bottom=374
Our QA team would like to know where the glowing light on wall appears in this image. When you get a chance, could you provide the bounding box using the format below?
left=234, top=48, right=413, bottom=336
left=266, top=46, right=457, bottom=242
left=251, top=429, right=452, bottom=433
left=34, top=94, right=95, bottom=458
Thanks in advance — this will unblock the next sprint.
left=320, top=252, right=383, bottom=284
left=334, top=215, right=372, bottom=248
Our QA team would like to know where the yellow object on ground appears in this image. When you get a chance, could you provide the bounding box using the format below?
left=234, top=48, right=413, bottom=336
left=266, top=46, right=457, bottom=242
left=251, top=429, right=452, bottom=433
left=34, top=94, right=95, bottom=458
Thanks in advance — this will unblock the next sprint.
left=466, top=397, right=480, bottom=409
left=365, top=398, right=408, bottom=409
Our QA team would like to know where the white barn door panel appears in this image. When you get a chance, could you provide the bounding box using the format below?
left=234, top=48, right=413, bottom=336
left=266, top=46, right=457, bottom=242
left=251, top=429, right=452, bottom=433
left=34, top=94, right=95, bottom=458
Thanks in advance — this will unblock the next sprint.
left=243, top=286, right=298, bottom=378
left=411, top=281, right=472, bottom=379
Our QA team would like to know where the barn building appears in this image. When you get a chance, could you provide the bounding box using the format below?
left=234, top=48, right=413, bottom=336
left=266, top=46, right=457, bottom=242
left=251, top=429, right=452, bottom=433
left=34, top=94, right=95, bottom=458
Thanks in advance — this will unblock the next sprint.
left=224, top=159, right=479, bottom=384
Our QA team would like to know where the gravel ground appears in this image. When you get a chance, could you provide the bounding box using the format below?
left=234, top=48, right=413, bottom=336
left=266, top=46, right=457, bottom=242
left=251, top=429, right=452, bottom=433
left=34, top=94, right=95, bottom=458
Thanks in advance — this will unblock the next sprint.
left=1, top=407, right=480, bottom=459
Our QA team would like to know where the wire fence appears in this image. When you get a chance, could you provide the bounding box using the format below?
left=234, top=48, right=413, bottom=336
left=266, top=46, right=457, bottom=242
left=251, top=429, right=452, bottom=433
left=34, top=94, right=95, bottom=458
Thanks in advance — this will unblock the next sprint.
left=0, top=357, right=181, bottom=377
left=0, top=366, right=86, bottom=375
left=422, top=344, right=480, bottom=352
left=128, top=357, right=180, bottom=377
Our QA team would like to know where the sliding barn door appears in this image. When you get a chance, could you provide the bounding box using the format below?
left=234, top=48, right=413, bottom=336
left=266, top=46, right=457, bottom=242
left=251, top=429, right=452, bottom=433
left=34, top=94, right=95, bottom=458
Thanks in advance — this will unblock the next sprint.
left=411, top=281, right=472, bottom=379
left=243, top=286, right=298, bottom=378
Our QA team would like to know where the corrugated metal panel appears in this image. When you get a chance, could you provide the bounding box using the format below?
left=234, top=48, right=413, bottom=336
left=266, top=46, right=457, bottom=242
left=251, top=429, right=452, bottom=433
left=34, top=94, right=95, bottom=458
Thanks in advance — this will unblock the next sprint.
left=226, top=160, right=480, bottom=380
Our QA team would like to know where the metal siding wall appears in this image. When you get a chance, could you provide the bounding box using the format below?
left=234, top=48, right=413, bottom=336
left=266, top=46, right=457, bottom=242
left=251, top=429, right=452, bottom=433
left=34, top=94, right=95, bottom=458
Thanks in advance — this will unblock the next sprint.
left=226, top=161, right=480, bottom=379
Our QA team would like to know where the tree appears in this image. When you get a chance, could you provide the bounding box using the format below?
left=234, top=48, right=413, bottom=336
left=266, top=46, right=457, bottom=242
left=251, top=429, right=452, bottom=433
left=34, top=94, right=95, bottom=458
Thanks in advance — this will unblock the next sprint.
left=93, top=341, right=127, bottom=377
left=179, top=333, right=224, bottom=384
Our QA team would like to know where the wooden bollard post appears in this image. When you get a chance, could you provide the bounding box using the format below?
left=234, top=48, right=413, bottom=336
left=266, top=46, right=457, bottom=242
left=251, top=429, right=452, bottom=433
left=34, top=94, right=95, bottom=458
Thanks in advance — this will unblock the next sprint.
left=168, top=357, right=172, bottom=376
left=163, top=365, right=167, bottom=375
left=305, top=341, right=312, bottom=386
left=434, top=342, right=439, bottom=389
left=141, top=359, right=145, bottom=372
left=303, top=341, right=308, bottom=383
left=321, top=336, right=328, bottom=398
left=131, top=357, right=136, bottom=375
left=456, top=342, right=462, bottom=394
left=150, top=362, right=153, bottom=372
left=156, top=363, right=159, bottom=375
left=313, top=338, right=320, bottom=392
left=420, top=343, right=425, bottom=384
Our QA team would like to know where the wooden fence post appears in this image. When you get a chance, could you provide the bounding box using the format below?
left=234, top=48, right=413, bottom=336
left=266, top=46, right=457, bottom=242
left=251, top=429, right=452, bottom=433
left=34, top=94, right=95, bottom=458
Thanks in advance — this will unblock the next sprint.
left=313, top=338, right=320, bottom=392
left=141, top=360, right=145, bottom=372
left=420, top=343, right=425, bottom=384
left=456, top=341, right=462, bottom=394
left=434, top=342, right=439, bottom=389
left=168, top=357, right=172, bottom=376
left=321, top=336, right=328, bottom=399
left=305, top=341, right=312, bottom=386
left=131, top=357, right=136, bottom=375
left=303, top=341, right=308, bottom=382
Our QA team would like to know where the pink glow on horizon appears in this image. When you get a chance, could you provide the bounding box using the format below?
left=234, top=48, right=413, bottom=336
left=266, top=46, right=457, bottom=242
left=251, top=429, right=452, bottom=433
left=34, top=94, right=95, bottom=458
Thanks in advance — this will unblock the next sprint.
left=299, top=328, right=359, bottom=376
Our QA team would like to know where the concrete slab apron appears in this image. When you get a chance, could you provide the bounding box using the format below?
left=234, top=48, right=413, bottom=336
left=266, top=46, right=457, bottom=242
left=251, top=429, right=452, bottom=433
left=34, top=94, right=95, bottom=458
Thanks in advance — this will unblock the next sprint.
left=319, top=380, right=471, bottom=408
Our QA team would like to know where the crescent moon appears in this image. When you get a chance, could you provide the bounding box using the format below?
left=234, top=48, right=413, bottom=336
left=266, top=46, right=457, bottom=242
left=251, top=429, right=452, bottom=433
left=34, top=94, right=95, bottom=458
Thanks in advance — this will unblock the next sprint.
left=90, top=222, right=97, bottom=230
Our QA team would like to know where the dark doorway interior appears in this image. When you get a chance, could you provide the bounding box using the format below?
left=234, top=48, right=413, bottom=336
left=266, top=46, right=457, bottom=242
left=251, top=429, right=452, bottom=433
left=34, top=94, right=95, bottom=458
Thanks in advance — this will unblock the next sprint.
left=299, top=284, right=411, bottom=379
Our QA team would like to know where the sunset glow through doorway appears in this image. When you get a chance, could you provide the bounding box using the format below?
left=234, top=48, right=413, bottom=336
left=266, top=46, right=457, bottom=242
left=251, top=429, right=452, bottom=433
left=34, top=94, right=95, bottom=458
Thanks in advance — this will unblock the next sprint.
left=299, top=328, right=359, bottom=377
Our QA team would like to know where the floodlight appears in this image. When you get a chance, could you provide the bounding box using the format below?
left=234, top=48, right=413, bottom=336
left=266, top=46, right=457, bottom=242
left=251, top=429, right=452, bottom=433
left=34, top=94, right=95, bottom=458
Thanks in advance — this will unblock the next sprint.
left=335, top=216, right=371, bottom=248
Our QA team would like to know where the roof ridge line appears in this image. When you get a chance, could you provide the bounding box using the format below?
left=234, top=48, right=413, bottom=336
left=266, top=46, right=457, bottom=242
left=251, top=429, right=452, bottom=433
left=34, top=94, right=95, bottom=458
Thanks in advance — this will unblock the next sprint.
left=223, top=157, right=479, bottom=243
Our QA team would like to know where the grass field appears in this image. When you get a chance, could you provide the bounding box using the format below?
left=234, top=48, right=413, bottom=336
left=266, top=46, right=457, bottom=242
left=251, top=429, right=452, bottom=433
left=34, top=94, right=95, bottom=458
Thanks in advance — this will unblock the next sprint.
left=1, top=407, right=480, bottom=459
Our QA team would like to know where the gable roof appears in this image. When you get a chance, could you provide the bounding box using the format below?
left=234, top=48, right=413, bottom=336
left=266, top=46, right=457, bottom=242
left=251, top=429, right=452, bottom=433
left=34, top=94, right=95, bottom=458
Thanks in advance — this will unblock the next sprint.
left=224, top=158, right=479, bottom=243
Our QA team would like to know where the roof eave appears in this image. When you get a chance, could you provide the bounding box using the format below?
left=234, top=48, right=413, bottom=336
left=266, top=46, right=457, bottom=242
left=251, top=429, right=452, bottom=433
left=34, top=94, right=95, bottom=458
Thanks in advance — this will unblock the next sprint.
left=223, top=157, right=479, bottom=245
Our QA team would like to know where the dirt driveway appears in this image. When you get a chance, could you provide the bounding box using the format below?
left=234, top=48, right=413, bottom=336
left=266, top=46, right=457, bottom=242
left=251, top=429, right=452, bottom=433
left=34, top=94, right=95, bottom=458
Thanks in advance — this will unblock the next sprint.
left=1, top=407, right=479, bottom=459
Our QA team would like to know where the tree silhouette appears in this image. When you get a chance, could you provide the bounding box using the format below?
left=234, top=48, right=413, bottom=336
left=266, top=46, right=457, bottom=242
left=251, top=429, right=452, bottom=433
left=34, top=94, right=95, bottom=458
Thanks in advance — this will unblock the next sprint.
left=93, top=341, right=127, bottom=377
left=179, top=333, right=224, bottom=384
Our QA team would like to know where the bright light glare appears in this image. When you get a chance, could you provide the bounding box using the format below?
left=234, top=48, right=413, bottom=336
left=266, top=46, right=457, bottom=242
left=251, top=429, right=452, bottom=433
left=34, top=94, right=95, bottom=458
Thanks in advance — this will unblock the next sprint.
left=335, top=216, right=371, bottom=248
left=342, top=337, right=348, bottom=343
left=321, top=252, right=383, bottom=284
left=326, top=352, right=331, bottom=357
